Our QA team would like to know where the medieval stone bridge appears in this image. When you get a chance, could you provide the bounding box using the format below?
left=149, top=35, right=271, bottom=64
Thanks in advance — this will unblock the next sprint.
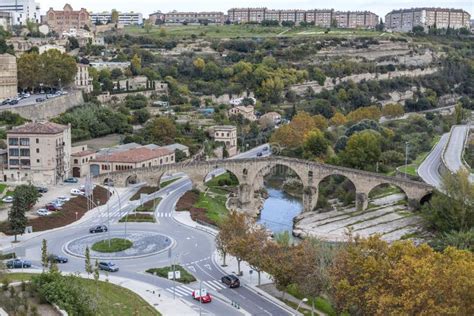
left=94, top=156, right=433, bottom=214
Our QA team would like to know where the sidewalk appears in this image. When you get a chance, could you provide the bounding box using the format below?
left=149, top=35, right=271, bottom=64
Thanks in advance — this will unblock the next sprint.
left=11, top=269, right=199, bottom=316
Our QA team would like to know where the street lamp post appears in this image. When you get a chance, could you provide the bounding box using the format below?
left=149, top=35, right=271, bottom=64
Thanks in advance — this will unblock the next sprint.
left=296, top=298, right=308, bottom=312
left=404, top=141, right=409, bottom=178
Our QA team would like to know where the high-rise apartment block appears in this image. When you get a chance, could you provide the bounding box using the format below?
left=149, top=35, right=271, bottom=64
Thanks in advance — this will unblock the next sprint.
left=0, top=0, right=40, bottom=26
left=227, top=8, right=378, bottom=28
left=90, top=11, right=143, bottom=25
left=45, top=4, right=91, bottom=33
left=385, top=8, right=470, bottom=32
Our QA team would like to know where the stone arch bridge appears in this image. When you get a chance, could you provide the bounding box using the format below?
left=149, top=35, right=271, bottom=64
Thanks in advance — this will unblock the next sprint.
left=94, top=157, right=433, bottom=215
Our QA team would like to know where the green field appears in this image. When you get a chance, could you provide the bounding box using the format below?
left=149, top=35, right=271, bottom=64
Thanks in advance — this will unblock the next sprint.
left=125, top=24, right=387, bottom=39
left=119, top=213, right=155, bottom=222
left=92, top=238, right=133, bottom=252
left=194, top=192, right=228, bottom=224
left=3, top=273, right=160, bottom=315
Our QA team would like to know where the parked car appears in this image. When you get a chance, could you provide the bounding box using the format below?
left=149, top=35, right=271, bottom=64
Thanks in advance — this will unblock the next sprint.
left=98, top=261, right=119, bottom=272
left=89, top=225, right=108, bottom=233
left=36, top=97, right=45, bottom=103
left=36, top=186, right=48, bottom=193
left=70, top=188, right=84, bottom=196
left=6, top=259, right=31, bottom=269
left=192, top=289, right=212, bottom=303
left=36, top=208, right=51, bottom=216
left=8, top=99, right=19, bottom=105
left=48, top=254, right=68, bottom=263
left=45, top=203, right=61, bottom=211
left=57, top=196, right=70, bottom=202
left=221, top=275, right=240, bottom=288
left=2, top=196, right=13, bottom=203
left=64, top=177, right=78, bottom=183
left=51, top=200, right=64, bottom=208
left=1, top=99, right=10, bottom=105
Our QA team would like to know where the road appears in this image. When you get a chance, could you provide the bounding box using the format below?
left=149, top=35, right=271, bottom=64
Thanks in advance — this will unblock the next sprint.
left=443, top=125, right=470, bottom=175
left=417, top=133, right=449, bottom=189
left=4, top=152, right=291, bottom=315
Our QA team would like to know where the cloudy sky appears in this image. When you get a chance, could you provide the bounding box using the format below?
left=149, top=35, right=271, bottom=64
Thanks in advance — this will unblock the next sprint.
left=40, top=0, right=473, bottom=18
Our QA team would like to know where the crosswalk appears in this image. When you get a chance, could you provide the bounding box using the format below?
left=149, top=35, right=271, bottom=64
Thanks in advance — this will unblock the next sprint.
left=156, top=212, right=172, bottom=218
left=165, top=280, right=227, bottom=297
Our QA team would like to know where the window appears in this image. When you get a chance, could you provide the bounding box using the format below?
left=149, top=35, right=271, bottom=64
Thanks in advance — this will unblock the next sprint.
left=20, top=148, right=30, bottom=156
left=36, top=138, right=39, bottom=144
left=8, top=138, right=18, bottom=146
left=19, top=138, right=29, bottom=146
left=9, top=159, right=19, bottom=165
left=36, top=148, right=39, bottom=154
left=74, top=159, right=78, bottom=164
left=9, top=148, right=19, bottom=156
left=36, top=159, right=40, bottom=163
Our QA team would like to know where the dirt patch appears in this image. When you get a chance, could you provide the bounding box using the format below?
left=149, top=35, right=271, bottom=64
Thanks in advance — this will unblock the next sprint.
left=0, top=186, right=110, bottom=234
left=72, top=134, right=122, bottom=151
left=176, top=190, right=218, bottom=226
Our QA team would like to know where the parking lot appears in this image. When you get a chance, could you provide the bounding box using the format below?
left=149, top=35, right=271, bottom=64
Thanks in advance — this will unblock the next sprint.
left=0, top=91, right=69, bottom=109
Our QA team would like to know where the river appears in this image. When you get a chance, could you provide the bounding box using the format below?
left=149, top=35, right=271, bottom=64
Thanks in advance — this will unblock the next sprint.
left=257, top=181, right=303, bottom=235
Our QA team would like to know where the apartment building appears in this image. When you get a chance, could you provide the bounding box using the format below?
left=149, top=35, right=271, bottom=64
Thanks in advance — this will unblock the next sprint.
left=90, top=11, right=143, bottom=25
left=0, top=11, right=12, bottom=30
left=75, top=63, right=93, bottom=93
left=45, top=4, right=91, bottom=33
left=0, top=53, right=17, bottom=101
left=227, top=8, right=378, bottom=28
left=212, top=126, right=238, bottom=157
left=159, top=11, right=225, bottom=24
left=0, top=0, right=40, bottom=26
left=2, top=122, right=71, bottom=185
left=385, top=8, right=471, bottom=32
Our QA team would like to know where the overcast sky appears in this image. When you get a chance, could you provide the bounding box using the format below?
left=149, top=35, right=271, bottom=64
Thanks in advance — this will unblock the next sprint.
left=40, top=1, right=473, bottom=18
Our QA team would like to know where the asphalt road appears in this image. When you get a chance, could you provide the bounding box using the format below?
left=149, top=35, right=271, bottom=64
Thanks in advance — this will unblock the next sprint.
left=9, top=177, right=291, bottom=315
left=443, top=125, right=470, bottom=174
left=417, top=133, right=449, bottom=189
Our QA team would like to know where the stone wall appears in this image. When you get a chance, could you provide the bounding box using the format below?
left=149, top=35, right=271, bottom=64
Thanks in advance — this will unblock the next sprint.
left=97, top=90, right=161, bottom=104
left=0, top=54, right=17, bottom=100
left=0, top=91, right=84, bottom=120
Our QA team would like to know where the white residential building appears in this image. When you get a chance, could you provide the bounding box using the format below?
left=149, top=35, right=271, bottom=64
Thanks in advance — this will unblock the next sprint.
left=0, top=0, right=40, bottom=26
left=90, top=11, right=143, bottom=25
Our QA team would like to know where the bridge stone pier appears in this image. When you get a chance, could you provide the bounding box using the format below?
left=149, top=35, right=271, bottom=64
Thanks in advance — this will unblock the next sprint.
left=94, top=157, right=433, bottom=215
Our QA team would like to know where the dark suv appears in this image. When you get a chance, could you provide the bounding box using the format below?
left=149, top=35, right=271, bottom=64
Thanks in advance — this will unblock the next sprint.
left=221, top=275, right=240, bottom=288
left=89, top=225, right=108, bottom=233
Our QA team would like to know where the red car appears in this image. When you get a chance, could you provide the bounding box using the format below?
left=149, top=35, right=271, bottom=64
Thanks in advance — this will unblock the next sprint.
left=45, top=203, right=61, bottom=211
left=192, top=289, right=212, bottom=303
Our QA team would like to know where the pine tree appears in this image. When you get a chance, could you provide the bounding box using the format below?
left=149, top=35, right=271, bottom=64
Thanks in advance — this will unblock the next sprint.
left=85, top=246, right=93, bottom=276
left=41, top=239, right=48, bottom=271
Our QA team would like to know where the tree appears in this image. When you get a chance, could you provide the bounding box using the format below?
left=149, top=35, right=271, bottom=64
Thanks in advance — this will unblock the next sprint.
left=193, top=58, right=205, bottom=72
left=144, top=19, right=152, bottom=34
left=41, top=239, right=48, bottom=271
left=313, top=114, right=328, bottom=131
left=67, top=37, right=79, bottom=50
left=85, top=246, right=93, bottom=276
left=340, top=130, right=382, bottom=171
left=110, top=68, right=123, bottom=79
left=382, top=103, right=405, bottom=118
left=347, top=105, right=382, bottom=123
left=412, top=25, right=425, bottom=35
left=132, top=108, right=150, bottom=124
left=130, top=54, right=142, bottom=75
left=454, top=103, right=464, bottom=124
left=223, top=211, right=250, bottom=275
left=146, top=117, right=177, bottom=145
left=303, top=129, right=329, bottom=159
left=245, top=226, right=270, bottom=285
left=111, top=9, right=119, bottom=24
left=330, top=235, right=474, bottom=316
left=330, top=112, right=347, bottom=126
left=8, top=185, right=39, bottom=241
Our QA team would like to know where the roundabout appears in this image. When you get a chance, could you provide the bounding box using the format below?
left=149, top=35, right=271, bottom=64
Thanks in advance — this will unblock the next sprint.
left=64, top=231, right=174, bottom=260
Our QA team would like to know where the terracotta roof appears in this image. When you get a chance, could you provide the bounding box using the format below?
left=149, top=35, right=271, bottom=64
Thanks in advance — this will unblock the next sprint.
left=71, top=150, right=95, bottom=157
left=92, top=147, right=173, bottom=164
left=8, top=122, right=69, bottom=135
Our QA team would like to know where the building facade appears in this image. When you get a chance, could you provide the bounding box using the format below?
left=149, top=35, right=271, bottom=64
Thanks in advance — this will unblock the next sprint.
left=0, top=0, right=40, bottom=26
left=45, top=4, right=91, bottom=33
left=385, top=8, right=471, bottom=32
left=0, top=54, right=17, bottom=101
left=70, top=145, right=95, bottom=178
left=160, top=11, right=225, bottom=24
left=2, top=122, right=71, bottom=185
left=227, top=8, right=378, bottom=28
left=0, top=11, right=12, bottom=30
left=228, top=106, right=257, bottom=121
left=75, top=63, right=93, bottom=93
left=90, top=11, right=143, bottom=25
left=212, top=126, right=238, bottom=157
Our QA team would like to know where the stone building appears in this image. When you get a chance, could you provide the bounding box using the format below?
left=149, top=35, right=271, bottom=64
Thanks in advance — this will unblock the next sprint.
left=70, top=145, right=95, bottom=178
left=2, top=122, right=72, bottom=185
left=228, top=105, right=257, bottom=121
left=0, top=54, right=17, bottom=101
left=385, top=8, right=471, bottom=32
left=45, top=4, right=90, bottom=33
left=212, top=126, right=238, bottom=157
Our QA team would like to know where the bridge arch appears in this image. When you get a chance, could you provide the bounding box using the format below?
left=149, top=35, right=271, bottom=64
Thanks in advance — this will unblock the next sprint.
left=367, top=183, right=408, bottom=207
left=315, top=174, right=356, bottom=212
left=125, top=174, right=139, bottom=187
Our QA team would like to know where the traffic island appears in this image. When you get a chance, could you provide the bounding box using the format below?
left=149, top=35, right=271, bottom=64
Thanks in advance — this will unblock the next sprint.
left=92, top=238, right=133, bottom=253
left=65, top=231, right=174, bottom=259
left=146, top=265, right=197, bottom=284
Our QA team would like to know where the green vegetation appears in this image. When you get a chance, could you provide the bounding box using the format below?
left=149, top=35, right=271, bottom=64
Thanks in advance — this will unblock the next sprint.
left=0, top=252, right=15, bottom=260
left=146, top=265, right=196, bottom=284
left=8, top=185, right=39, bottom=241
left=119, top=213, right=155, bottom=223
left=0, top=184, right=7, bottom=194
left=91, top=238, right=133, bottom=253
left=205, top=172, right=239, bottom=187
left=136, top=198, right=161, bottom=212
left=194, top=192, right=228, bottom=225
left=29, top=271, right=159, bottom=315
left=160, top=178, right=180, bottom=188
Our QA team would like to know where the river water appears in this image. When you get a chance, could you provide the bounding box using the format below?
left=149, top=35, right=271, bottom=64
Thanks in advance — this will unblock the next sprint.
left=257, top=181, right=303, bottom=235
